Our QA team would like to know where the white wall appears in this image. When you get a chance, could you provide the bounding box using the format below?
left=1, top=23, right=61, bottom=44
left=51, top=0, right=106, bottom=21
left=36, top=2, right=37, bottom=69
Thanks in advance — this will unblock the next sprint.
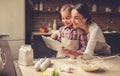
left=0, top=0, right=25, bottom=59
left=0, top=0, right=25, bottom=40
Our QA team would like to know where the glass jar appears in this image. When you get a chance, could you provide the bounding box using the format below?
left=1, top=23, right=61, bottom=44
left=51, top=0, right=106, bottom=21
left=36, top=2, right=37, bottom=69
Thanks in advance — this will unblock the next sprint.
left=18, top=44, right=34, bottom=66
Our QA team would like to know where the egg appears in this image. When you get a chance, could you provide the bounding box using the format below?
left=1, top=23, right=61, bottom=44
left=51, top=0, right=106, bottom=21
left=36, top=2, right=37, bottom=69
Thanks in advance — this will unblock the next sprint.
left=64, top=66, right=72, bottom=73
left=34, top=58, right=45, bottom=71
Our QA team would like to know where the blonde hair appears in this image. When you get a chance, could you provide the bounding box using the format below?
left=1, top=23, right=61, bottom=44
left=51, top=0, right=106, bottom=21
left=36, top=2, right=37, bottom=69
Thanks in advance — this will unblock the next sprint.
left=60, top=4, right=74, bottom=14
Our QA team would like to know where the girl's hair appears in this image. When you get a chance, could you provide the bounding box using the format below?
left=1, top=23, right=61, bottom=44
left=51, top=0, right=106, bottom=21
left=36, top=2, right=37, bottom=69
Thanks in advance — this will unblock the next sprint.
left=60, top=4, right=74, bottom=14
left=73, top=3, right=92, bottom=25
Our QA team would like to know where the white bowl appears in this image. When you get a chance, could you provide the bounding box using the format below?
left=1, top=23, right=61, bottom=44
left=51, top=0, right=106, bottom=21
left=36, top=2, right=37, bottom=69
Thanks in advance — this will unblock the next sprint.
left=77, top=55, right=103, bottom=72
left=79, top=60, right=101, bottom=71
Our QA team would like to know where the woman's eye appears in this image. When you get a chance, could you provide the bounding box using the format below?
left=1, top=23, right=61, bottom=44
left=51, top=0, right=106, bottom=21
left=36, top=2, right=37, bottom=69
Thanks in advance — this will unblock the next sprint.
left=75, top=17, right=79, bottom=20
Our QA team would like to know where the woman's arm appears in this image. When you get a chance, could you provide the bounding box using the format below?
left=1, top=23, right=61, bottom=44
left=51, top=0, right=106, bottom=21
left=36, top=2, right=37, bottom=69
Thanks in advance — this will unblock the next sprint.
left=84, top=24, right=100, bottom=55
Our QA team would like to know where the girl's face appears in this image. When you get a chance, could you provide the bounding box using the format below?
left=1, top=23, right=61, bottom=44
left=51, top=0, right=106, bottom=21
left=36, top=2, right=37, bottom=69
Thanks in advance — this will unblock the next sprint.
left=61, top=11, right=72, bottom=27
left=71, top=9, right=87, bottom=28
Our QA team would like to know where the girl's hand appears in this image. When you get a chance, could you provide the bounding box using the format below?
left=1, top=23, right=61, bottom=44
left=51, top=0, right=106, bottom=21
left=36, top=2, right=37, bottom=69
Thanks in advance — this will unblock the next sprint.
left=51, top=34, right=58, bottom=40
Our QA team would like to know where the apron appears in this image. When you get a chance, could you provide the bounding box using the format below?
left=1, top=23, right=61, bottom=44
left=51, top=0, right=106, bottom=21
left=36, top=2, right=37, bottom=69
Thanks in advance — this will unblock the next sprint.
left=94, top=41, right=111, bottom=55
left=56, top=38, right=79, bottom=57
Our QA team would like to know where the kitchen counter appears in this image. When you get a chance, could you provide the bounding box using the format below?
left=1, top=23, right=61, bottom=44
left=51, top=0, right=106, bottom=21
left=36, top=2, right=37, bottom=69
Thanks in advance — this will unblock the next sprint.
left=14, top=56, right=120, bottom=76
left=0, top=41, right=16, bottom=76
left=32, top=30, right=59, bottom=36
left=32, top=32, right=52, bottom=36
left=104, top=33, right=120, bottom=54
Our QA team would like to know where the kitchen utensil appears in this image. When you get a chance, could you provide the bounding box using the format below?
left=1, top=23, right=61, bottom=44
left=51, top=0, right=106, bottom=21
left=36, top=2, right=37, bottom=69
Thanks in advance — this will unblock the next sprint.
left=101, top=54, right=120, bottom=60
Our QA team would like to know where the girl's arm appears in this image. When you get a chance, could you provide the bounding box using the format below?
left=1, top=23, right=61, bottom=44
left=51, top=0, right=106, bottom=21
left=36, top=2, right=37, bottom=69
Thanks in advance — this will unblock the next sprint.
left=50, top=26, right=63, bottom=40
left=51, top=30, right=60, bottom=40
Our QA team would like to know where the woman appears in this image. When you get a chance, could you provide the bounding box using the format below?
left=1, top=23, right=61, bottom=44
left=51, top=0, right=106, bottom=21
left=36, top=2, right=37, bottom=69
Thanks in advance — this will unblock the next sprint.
left=62, top=3, right=111, bottom=57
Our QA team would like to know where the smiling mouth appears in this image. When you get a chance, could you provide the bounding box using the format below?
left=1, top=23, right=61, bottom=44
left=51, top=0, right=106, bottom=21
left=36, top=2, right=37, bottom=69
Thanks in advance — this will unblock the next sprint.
left=73, top=23, right=78, bottom=26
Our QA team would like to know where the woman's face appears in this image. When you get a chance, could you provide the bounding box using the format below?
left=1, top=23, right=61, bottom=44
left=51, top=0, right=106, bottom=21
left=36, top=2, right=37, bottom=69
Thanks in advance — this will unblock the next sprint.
left=61, top=11, right=72, bottom=27
left=71, top=9, right=87, bottom=28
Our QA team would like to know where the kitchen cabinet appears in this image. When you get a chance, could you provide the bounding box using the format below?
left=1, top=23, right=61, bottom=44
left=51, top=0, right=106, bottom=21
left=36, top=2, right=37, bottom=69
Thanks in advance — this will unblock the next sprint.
left=31, top=34, right=57, bottom=58
left=26, top=0, right=120, bottom=57
left=104, top=33, right=120, bottom=55
left=26, top=0, right=120, bottom=39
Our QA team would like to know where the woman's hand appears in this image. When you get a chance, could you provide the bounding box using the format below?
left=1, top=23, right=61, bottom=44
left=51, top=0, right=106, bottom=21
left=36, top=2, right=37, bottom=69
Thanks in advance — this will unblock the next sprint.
left=61, top=48, right=70, bottom=54
left=61, top=48, right=83, bottom=59
left=69, top=50, right=83, bottom=59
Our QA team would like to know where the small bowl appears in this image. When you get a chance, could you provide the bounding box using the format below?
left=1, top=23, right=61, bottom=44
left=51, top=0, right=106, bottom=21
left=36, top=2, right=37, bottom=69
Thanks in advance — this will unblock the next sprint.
left=77, top=55, right=103, bottom=72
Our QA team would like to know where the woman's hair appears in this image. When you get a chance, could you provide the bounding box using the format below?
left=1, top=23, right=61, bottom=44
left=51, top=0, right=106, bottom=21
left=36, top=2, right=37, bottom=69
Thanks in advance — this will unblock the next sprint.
left=60, top=4, right=74, bottom=14
left=73, top=3, right=92, bottom=25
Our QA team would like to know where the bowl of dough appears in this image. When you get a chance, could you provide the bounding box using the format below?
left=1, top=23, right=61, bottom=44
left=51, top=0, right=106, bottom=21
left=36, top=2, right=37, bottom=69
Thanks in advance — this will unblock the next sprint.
left=77, top=55, right=103, bottom=72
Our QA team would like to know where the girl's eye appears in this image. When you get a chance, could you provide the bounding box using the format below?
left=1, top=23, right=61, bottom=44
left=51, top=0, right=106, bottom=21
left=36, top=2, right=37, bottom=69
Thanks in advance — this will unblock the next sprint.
left=66, top=17, right=70, bottom=20
left=66, top=16, right=71, bottom=19
left=62, top=18, right=65, bottom=20
left=62, top=17, right=71, bottom=20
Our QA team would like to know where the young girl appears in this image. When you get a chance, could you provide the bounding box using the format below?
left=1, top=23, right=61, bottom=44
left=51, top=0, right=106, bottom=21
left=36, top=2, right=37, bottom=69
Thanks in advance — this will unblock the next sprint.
left=51, top=4, right=73, bottom=41
left=51, top=4, right=87, bottom=58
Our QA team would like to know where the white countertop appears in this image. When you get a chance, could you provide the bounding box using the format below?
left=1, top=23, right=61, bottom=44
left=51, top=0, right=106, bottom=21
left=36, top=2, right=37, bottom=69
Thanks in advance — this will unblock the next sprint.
left=14, top=56, right=120, bottom=76
left=32, top=32, right=52, bottom=35
left=103, top=30, right=118, bottom=34
left=32, top=30, right=59, bottom=35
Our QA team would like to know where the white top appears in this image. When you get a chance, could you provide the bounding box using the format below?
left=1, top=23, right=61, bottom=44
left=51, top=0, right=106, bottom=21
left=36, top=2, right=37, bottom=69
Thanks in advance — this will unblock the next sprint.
left=84, top=22, right=110, bottom=55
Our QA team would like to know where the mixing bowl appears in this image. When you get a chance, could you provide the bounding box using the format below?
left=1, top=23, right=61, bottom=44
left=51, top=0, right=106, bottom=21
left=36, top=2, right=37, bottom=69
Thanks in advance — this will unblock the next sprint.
left=77, top=55, right=103, bottom=72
